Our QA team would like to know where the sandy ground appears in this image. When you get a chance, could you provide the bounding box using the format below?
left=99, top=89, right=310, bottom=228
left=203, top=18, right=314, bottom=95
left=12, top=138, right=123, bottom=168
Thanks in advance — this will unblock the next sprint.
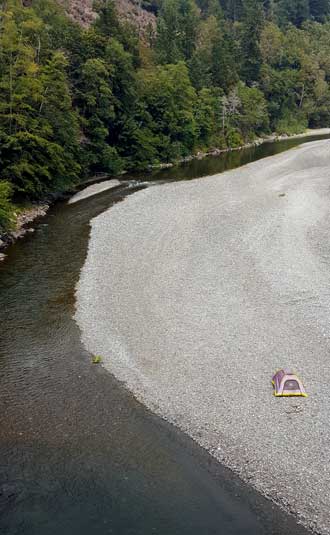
left=68, top=179, right=121, bottom=204
left=76, top=139, right=330, bottom=534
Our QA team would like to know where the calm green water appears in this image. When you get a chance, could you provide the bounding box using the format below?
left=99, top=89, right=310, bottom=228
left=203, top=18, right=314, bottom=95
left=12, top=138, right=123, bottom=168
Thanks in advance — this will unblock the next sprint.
left=133, top=133, right=330, bottom=183
left=0, top=136, right=323, bottom=535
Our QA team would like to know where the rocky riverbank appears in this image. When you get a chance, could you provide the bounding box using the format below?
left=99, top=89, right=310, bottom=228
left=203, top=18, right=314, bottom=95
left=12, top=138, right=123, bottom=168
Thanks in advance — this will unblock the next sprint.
left=76, top=139, right=330, bottom=534
left=0, top=204, right=49, bottom=261
left=0, top=179, right=123, bottom=259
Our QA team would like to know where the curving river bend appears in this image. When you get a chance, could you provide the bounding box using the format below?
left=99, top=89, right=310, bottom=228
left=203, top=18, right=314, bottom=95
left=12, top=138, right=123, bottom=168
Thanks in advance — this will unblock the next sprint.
left=1, top=134, right=328, bottom=535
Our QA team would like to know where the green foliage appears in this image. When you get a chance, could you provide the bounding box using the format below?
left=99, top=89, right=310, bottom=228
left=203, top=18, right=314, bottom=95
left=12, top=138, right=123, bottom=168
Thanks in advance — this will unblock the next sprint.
left=240, top=0, right=265, bottom=84
left=0, top=131, right=80, bottom=196
left=0, top=0, right=81, bottom=198
left=276, top=0, right=310, bottom=27
left=189, top=15, right=238, bottom=91
left=236, top=82, right=269, bottom=137
left=195, top=88, right=221, bottom=146
left=220, top=0, right=244, bottom=21
left=136, top=62, right=198, bottom=161
left=156, top=0, right=200, bottom=63
left=226, top=129, right=244, bottom=147
left=275, top=110, right=308, bottom=134
left=0, top=0, right=330, bottom=210
left=260, top=20, right=330, bottom=131
left=0, top=181, right=15, bottom=232
left=309, top=0, right=330, bottom=21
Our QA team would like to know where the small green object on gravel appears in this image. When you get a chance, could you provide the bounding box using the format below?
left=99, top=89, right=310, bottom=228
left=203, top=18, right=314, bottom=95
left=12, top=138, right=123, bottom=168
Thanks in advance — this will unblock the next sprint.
left=92, top=355, right=102, bottom=364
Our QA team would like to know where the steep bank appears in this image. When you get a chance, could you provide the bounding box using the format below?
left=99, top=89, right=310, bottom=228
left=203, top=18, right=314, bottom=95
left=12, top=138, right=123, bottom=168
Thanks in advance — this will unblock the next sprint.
left=76, top=139, right=330, bottom=534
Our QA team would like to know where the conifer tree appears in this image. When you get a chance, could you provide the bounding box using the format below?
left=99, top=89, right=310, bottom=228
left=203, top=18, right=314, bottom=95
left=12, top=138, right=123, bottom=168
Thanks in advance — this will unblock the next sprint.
left=240, top=0, right=265, bottom=84
left=309, top=0, right=330, bottom=21
left=0, top=0, right=80, bottom=196
left=220, top=0, right=243, bottom=20
left=156, top=0, right=200, bottom=63
left=276, top=0, right=310, bottom=27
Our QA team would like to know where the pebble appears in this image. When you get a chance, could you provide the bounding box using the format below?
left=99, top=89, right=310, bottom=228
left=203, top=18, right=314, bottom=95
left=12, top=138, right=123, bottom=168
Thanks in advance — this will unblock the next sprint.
left=76, top=139, right=330, bottom=535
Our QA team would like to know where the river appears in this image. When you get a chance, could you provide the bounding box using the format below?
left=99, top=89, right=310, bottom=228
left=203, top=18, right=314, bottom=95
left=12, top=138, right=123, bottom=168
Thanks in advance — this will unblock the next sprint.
left=1, top=134, right=327, bottom=535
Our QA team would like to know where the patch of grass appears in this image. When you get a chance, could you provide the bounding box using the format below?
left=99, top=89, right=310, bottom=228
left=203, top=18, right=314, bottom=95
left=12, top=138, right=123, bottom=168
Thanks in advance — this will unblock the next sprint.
left=92, top=355, right=102, bottom=364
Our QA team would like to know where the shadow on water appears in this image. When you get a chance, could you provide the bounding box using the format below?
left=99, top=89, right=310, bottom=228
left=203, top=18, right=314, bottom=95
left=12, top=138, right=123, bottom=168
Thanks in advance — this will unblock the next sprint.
left=0, top=137, right=322, bottom=535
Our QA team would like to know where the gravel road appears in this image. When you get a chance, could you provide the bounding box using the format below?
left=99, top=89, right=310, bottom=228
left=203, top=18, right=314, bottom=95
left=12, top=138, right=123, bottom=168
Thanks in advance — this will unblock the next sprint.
left=76, top=139, right=330, bottom=534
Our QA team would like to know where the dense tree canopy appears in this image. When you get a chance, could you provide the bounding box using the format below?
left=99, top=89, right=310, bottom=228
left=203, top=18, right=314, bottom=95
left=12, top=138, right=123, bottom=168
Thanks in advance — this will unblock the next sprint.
left=1, top=0, right=330, bottom=231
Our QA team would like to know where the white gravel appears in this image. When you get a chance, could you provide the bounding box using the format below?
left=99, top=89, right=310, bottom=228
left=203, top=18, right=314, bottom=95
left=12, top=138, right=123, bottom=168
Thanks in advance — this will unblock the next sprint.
left=68, top=179, right=121, bottom=204
left=76, top=139, right=330, bottom=534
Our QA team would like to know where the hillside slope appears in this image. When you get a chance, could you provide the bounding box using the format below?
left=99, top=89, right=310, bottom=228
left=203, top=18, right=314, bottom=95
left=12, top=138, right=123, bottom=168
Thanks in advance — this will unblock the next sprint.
left=57, top=0, right=156, bottom=31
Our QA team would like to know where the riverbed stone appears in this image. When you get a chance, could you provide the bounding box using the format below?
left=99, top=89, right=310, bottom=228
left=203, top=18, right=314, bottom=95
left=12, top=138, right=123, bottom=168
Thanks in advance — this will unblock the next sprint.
left=76, top=139, right=330, bottom=535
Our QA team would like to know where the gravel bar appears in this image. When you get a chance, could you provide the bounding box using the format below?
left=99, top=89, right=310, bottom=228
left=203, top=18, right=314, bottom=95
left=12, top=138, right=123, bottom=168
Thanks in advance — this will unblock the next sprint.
left=68, top=179, right=121, bottom=204
left=76, top=139, right=330, bottom=534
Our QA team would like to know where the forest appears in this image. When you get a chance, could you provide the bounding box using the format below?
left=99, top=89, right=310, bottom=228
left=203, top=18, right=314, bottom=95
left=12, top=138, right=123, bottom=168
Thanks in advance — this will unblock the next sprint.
left=1, top=0, right=330, bottom=231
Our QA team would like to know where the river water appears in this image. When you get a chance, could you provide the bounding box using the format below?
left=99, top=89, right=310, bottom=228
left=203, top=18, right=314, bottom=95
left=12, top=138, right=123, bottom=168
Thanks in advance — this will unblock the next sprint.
left=1, top=135, right=326, bottom=535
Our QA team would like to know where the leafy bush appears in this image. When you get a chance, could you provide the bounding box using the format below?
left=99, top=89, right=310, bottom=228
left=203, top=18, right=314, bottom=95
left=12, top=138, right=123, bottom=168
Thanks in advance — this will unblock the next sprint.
left=0, top=181, right=15, bottom=233
left=1, top=132, right=80, bottom=197
left=275, top=112, right=308, bottom=135
left=226, top=130, right=244, bottom=148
